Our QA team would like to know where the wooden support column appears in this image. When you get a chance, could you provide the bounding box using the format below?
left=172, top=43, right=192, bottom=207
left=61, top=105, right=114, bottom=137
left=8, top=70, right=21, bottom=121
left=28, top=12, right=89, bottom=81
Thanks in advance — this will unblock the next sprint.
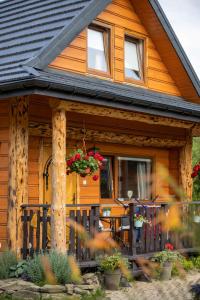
left=51, top=104, right=67, bottom=253
left=179, top=130, right=193, bottom=200
left=8, top=96, right=29, bottom=254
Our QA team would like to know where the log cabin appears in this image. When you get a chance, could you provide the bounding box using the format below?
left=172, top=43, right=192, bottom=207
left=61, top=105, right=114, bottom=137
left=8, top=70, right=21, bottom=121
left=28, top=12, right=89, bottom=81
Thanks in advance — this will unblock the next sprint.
left=0, top=0, right=200, bottom=260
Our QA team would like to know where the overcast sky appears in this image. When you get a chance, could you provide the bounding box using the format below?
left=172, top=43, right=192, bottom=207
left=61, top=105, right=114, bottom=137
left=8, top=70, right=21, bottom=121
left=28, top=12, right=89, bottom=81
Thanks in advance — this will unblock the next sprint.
left=159, top=0, right=200, bottom=79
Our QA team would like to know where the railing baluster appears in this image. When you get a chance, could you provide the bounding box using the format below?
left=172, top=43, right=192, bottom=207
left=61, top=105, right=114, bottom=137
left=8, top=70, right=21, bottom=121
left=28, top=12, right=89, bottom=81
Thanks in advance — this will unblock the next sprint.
left=76, top=210, right=82, bottom=261
left=36, top=210, right=41, bottom=253
left=69, top=210, right=75, bottom=255
left=129, top=203, right=136, bottom=256
left=22, top=209, right=28, bottom=259
left=29, top=210, right=34, bottom=257
left=42, top=207, right=48, bottom=251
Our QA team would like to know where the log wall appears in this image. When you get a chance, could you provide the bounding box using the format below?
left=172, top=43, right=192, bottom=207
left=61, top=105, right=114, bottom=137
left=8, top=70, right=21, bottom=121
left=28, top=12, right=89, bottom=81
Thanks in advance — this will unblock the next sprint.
left=0, top=101, right=9, bottom=249
left=49, top=0, right=181, bottom=97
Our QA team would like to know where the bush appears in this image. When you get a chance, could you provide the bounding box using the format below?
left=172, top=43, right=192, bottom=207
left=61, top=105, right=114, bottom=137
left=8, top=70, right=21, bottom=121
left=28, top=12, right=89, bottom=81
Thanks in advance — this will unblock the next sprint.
left=0, top=251, right=17, bottom=279
left=9, top=260, right=28, bottom=278
left=48, top=250, right=71, bottom=285
left=26, top=251, right=72, bottom=286
left=26, top=255, right=45, bottom=286
left=181, top=258, right=194, bottom=272
left=191, top=256, right=200, bottom=270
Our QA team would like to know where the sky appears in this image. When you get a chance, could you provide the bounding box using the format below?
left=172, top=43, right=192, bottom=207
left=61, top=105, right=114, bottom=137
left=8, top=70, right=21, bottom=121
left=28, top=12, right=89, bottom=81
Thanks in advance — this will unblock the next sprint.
left=159, top=0, right=200, bottom=79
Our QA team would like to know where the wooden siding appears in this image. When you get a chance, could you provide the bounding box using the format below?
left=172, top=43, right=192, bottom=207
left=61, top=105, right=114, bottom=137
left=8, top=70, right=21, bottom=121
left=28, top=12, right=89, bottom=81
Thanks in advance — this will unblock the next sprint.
left=0, top=101, right=9, bottom=249
left=49, top=0, right=181, bottom=97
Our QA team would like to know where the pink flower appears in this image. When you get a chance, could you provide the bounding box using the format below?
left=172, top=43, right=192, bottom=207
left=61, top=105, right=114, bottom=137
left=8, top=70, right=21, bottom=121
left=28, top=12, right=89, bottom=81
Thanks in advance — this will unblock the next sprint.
left=92, top=175, right=99, bottom=181
left=85, top=168, right=91, bottom=174
left=88, top=151, right=94, bottom=156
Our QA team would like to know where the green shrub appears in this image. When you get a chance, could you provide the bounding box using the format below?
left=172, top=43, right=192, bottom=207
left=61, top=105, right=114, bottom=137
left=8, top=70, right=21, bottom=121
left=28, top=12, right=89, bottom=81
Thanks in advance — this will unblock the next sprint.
left=48, top=251, right=71, bottom=285
left=9, top=260, right=28, bottom=278
left=0, top=251, right=17, bottom=279
left=191, top=256, right=200, bottom=270
left=181, top=258, right=194, bottom=272
left=26, top=254, right=45, bottom=286
left=26, top=251, right=72, bottom=286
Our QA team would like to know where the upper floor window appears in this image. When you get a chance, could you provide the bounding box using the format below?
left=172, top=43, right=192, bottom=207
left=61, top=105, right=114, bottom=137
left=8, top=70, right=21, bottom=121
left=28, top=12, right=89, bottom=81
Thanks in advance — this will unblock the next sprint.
left=87, top=25, right=110, bottom=74
left=124, top=37, right=143, bottom=81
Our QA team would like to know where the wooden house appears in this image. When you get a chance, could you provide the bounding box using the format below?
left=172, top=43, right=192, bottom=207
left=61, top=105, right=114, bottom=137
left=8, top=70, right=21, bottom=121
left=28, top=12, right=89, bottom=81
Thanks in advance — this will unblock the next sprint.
left=0, top=0, right=200, bottom=259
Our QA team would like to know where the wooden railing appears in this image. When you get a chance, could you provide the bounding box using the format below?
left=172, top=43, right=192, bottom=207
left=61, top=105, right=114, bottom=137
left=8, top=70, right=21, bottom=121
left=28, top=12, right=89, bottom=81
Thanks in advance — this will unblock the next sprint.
left=21, top=202, right=200, bottom=262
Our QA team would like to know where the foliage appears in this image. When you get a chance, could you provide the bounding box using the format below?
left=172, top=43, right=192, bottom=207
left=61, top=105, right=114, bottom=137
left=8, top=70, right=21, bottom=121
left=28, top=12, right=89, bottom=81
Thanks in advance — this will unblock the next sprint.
left=81, top=289, right=106, bottom=300
left=26, top=254, right=45, bottom=286
left=151, top=250, right=181, bottom=264
left=48, top=250, right=71, bottom=285
left=0, top=251, right=17, bottom=279
left=9, top=260, right=28, bottom=278
left=99, top=252, right=129, bottom=273
left=180, top=257, right=194, bottom=272
left=25, top=251, right=72, bottom=286
left=133, top=213, right=149, bottom=223
left=191, top=256, right=200, bottom=270
left=0, top=295, right=12, bottom=300
left=192, top=138, right=200, bottom=200
left=66, top=149, right=103, bottom=180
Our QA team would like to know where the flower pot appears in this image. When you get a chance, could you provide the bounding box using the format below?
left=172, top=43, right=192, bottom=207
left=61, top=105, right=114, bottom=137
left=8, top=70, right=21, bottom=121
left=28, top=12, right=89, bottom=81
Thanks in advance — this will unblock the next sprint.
left=104, top=269, right=121, bottom=290
left=134, top=220, right=143, bottom=228
left=193, top=216, right=200, bottom=223
left=160, top=261, right=173, bottom=281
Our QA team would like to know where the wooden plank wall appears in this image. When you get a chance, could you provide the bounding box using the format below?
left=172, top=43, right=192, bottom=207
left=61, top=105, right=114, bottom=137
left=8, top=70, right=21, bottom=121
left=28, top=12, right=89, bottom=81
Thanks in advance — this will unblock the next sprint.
left=0, top=101, right=9, bottom=249
left=49, top=0, right=181, bottom=97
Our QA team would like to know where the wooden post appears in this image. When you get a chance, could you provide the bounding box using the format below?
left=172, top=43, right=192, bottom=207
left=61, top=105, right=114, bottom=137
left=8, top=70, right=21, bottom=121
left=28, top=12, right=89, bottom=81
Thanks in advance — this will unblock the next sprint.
left=8, top=96, right=29, bottom=254
left=179, top=130, right=193, bottom=201
left=51, top=106, right=67, bottom=253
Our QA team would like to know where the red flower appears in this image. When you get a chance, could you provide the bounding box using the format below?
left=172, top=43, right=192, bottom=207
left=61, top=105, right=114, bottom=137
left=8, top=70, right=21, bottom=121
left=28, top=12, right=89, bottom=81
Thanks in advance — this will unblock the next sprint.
left=67, top=159, right=73, bottom=167
left=88, top=151, right=94, bottom=156
left=193, top=165, right=200, bottom=172
left=165, top=243, right=174, bottom=250
left=92, top=175, right=99, bottom=181
left=75, top=153, right=81, bottom=160
left=84, top=155, right=89, bottom=160
left=191, top=172, right=198, bottom=178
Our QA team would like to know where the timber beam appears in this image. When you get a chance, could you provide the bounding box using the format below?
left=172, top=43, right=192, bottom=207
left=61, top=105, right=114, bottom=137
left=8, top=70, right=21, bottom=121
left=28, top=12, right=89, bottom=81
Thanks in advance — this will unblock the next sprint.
left=48, top=99, right=198, bottom=130
left=29, top=121, right=185, bottom=148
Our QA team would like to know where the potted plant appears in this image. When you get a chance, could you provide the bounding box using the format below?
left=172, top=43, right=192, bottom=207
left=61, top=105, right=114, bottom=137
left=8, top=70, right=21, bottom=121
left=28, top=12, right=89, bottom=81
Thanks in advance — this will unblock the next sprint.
left=66, top=149, right=104, bottom=181
left=99, top=252, right=129, bottom=290
left=151, top=243, right=179, bottom=280
left=134, top=213, right=150, bottom=228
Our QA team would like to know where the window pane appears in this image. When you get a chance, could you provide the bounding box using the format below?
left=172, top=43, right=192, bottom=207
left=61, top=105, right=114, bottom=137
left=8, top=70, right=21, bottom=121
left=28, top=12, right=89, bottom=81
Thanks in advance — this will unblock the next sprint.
left=125, top=39, right=142, bottom=80
left=118, top=157, right=151, bottom=200
left=88, top=28, right=108, bottom=72
left=100, top=157, right=113, bottom=198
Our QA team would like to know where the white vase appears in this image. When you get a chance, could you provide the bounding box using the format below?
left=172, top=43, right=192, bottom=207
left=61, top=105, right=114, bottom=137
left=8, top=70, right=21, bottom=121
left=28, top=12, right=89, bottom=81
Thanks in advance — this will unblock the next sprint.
left=193, top=216, right=200, bottom=223
left=134, top=220, right=143, bottom=228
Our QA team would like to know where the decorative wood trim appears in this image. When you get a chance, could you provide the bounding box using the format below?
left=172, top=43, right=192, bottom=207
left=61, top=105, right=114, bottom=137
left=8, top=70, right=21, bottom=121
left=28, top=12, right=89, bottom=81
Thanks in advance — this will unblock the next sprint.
left=8, top=96, right=29, bottom=254
left=51, top=108, right=67, bottom=253
left=179, top=130, right=193, bottom=200
left=29, top=121, right=186, bottom=148
left=48, top=99, right=196, bottom=130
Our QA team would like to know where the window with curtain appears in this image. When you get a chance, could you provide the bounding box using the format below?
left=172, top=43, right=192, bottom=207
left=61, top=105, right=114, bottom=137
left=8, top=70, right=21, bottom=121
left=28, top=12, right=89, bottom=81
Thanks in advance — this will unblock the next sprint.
left=100, top=157, right=113, bottom=198
left=124, top=37, right=143, bottom=81
left=88, top=26, right=110, bottom=73
left=118, top=157, right=152, bottom=200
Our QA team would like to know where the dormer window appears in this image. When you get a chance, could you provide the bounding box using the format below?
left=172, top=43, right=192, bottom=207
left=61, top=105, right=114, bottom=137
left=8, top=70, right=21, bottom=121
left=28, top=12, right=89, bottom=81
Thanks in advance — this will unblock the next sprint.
left=87, top=25, right=110, bottom=74
left=125, top=36, right=143, bottom=81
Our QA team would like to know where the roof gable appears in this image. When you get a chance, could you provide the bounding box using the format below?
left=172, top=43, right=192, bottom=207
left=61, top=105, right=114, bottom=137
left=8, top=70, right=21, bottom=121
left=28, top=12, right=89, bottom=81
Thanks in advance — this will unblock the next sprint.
left=0, top=0, right=199, bottom=102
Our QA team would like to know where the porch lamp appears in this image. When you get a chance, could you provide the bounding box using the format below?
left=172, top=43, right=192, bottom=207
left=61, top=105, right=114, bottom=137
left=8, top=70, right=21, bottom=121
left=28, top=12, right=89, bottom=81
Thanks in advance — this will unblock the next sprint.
left=82, top=178, right=87, bottom=186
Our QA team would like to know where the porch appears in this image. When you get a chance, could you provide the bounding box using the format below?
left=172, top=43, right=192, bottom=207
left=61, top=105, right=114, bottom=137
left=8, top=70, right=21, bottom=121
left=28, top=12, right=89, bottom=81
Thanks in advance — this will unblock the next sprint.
left=21, top=201, right=200, bottom=265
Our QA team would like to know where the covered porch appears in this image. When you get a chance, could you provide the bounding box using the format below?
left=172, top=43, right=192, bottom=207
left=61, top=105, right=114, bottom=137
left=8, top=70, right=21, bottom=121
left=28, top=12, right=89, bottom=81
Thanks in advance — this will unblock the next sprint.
left=7, top=95, right=197, bottom=260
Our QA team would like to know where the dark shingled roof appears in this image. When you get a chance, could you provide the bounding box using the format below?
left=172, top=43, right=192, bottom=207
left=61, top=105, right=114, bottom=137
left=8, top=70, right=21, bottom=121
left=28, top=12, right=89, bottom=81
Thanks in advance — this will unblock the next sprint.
left=0, top=0, right=110, bottom=82
left=0, top=0, right=200, bottom=122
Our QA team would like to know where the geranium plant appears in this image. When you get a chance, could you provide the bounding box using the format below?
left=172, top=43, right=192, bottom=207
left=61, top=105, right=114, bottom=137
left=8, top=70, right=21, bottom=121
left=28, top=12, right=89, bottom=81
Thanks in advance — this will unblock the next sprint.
left=133, top=213, right=149, bottom=223
left=191, top=162, right=200, bottom=179
left=66, top=149, right=104, bottom=181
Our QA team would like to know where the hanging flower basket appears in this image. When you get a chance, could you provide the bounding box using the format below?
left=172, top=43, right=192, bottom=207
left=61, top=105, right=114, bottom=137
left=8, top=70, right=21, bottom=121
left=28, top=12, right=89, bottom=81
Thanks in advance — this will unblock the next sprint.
left=66, top=149, right=104, bottom=181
